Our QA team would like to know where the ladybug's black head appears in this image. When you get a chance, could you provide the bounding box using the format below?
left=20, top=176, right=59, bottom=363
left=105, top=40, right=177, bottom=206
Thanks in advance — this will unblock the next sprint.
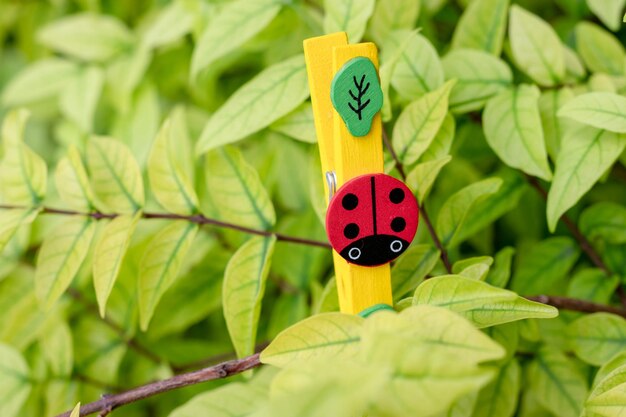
left=339, top=234, right=410, bottom=266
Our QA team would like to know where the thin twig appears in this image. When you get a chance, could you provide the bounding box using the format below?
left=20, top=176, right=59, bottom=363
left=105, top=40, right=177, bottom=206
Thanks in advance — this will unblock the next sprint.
left=172, top=341, right=269, bottom=373
left=382, top=129, right=453, bottom=273
left=528, top=295, right=626, bottom=318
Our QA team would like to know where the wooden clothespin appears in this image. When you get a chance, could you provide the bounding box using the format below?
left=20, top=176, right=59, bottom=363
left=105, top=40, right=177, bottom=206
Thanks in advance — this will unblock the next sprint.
left=304, top=33, right=419, bottom=315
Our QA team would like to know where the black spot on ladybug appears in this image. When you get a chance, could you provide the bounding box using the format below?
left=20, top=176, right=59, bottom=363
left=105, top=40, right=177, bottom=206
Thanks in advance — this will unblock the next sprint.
left=342, top=193, right=359, bottom=210
left=343, top=223, right=360, bottom=239
left=340, top=235, right=410, bottom=266
left=391, top=217, right=406, bottom=232
left=389, top=188, right=405, bottom=204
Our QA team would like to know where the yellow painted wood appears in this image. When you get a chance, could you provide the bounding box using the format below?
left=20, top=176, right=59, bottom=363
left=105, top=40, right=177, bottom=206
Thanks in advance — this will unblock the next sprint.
left=304, top=34, right=392, bottom=314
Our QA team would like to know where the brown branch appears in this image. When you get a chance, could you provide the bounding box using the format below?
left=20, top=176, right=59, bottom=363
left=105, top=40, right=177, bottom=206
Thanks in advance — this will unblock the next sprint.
left=528, top=295, right=626, bottom=318
left=382, top=129, right=453, bottom=273
left=55, top=353, right=262, bottom=417
left=0, top=205, right=330, bottom=249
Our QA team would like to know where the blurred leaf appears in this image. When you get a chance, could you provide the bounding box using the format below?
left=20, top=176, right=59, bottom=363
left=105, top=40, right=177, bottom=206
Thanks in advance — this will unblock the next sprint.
left=539, top=88, right=574, bottom=159
left=568, top=313, right=626, bottom=366
left=40, top=320, right=73, bottom=377
left=169, top=381, right=267, bottom=417
left=55, top=145, right=95, bottom=211
left=391, top=244, right=440, bottom=299
left=314, top=277, right=340, bottom=314
left=483, top=85, right=552, bottom=180
left=453, top=256, right=493, bottom=281
left=580, top=202, right=626, bottom=244
left=442, top=49, right=512, bottom=114
left=485, top=247, right=515, bottom=288
left=406, top=155, right=451, bottom=204
left=37, top=12, right=134, bottom=62
left=270, top=103, right=316, bottom=143
left=59, top=66, right=104, bottom=133
left=74, top=316, right=126, bottom=384
left=567, top=268, right=619, bottom=304
left=196, top=54, right=308, bottom=154
left=224, top=236, right=275, bottom=358
left=576, top=22, right=625, bottom=75
left=142, top=1, right=194, bottom=49
left=69, top=403, right=80, bottom=417
left=0, top=343, right=31, bottom=417
left=324, top=0, right=375, bottom=43
left=451, top=0, right=509, bottom=55
left=563, top=45, right=587, bottom=83
left=585, top=364, right=626, bottom=417
left=558, top=92, right=626, bottom=133
left=368, top=0, right=420, bottom=45
left=191, top=0, right=282, bottom=78
left=380, top=29, right=416, bottom=121
left=35, top=218, right=96, bottom=310
left=421, top=112, right=455, bottom=161
left=509, top=5, right=564, bottom=86
left=472, top=359, right=520, bottom=417
left=594, top=351, right=626, bottom=386
left=586, top=0, right=626, bottom=31
left=0, top=207, right=39, bottom=253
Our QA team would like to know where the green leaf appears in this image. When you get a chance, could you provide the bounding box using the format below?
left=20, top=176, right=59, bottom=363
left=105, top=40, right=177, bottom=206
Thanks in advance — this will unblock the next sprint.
left=576, top=22, right=625, bottom=75
left=0, top=343, right=31, bottom=417
left=1, top=58, right=79, bottom=106
left=436, top=177, right=502, bottom=247
left=170, top=382, right=267, bottom=417
left=442, top=49, right=512, bottom=114
left=563, top=45, right=587, bottom=83
left=421, top=112, right=455, bottom=161
left=74, top=316, right=126, bottom=384
left=390, top=32, right=444, bottom=101
left=586, top=0, right=626, bottom=31
left=580, top=202, right=626, bottom=244
left=261, top=313, right=363, bottom=367
left=148, top=117, right=198, bottom=215
left=196, top=54, right=308, bottom=154
left=59, top=66, right=104, bottom=133
left=323, top=0, right=375, bottom=43
left=138, top=221, right=198, bottom=330
left=558, top=92, right=626, bottom=134
left=528, top=348, right=588, bottom=417
left=40, top=321, right=73, bottom=377
left=568, top=313, right=626, bottom=366
left=142, top=1, right=194, bottom=49
left=586, top=364, right=626, bottom=417
left=392, top=80, right=455, bottom=165
left=0, top=208, right=39, bottom=254
left=191, top=0, right=282, bottom=78
left=224, top=236, right=275, bottom=358
left=0, top=109, right=47, bottom=205
left=35, top=218, right=96, bottom=310
left=594, top=352, right=626, bottom=386
left=508, top=5, right=565, bottom=86
left=539, top=88, right=575, bottom=159
left=511, top=237, right=580, bottom=295
left=69, top=403, right=80, bottom=417
left=205, top=147, right=276, bottom=230
left=38, top=12, right=133, bottom=62
left=55, top=145, right=95, bottom=211
left=368, top=0, right=420, bottom=45
left=453, top=257, right=493, bottom=281
left=391, top=244, right=440, bottom=300
left=547, top=123, right=626, bottom=231
left=472, top=359, right=520, bottom=417
left=379, top=29, right=417, bottom=121
left=270, top=103, right=316, bottom=143
left=87, top=136, right=145, bottom=213
left=405, top=156, right=452, bottom=204
left=451, top=0, right=509, bottom=55
left=567, top=268, right=619, bottom=305
left=486, top=247, right=515, bottom=288
left=483, top=85, right=552, bottom=180
left=93, top=211, right=141, bottom=317
left=413, top=275, right=558, bottom=328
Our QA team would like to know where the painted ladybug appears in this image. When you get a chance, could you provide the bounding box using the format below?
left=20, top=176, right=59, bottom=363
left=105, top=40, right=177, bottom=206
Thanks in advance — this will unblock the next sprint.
left=326, top=173, right=419, bottom=266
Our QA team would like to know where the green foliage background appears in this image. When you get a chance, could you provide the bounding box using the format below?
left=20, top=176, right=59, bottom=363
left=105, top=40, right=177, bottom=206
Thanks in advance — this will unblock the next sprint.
left=1, top=0, right=626, bottom=416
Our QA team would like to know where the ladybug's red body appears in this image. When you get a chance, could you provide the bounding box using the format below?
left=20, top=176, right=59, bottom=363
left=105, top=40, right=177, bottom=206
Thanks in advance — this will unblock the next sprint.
left=326, top=173, right=419, bottom=266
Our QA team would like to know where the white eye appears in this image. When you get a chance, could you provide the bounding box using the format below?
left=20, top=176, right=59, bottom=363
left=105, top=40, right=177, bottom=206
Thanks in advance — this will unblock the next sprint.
left=348, top=247, right=361, bottom=260
left=390, top=240, right=403, bottom=253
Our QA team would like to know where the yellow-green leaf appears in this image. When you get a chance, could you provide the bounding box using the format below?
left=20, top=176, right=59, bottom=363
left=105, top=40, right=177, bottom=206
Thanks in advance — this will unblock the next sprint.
left=224, top=236, right=275, bottom=358
left=406, top=155, right=451, bottom=204
left=558, top=92, right=626, bottom=134
left=55, top=145, right=95, bottom=211
left=69, top=403, right=81, bottom=417
left=453, top=256, right=493, bottom=281
left=539, top=87, right=575, bottom=159
left=93, top=211, right=141, bottom=317
left=391, top=244, right=440, bottom=299
left=0, top=208, right=39, bottom=253
left=413, top=275, right=558, bottom=328
left=142, top=1, right=194, bottom=49
left=568, top=313, right=626, bottom=366
left=0, top=343, right=31, bottom=417
left=35, top=218, right=96, bottom=310
left=170, top=382, right=267, bottom=417
left=576, top=22, right=625, bottom=75
left=87, top=136, right=144, bottom=213
left=261, top=313, right=363, bottom=367
left=59, top=66, right=104, bottom=133
left=368, top=0, right=420, bottom=45
left=451, top=0, right=509, bottom=55
left=472, top=359, right=520, bottom=417
left=40, top=320, right=73, bottom=377
left=138, top=221, right=198, bottom=330
left=324, top=0, right=375, bottom=43
left=270, top=103, right=316, bottom=143
left=586, top=364, right=626, bottom=416
left=587, top=0, right=626, bottom=31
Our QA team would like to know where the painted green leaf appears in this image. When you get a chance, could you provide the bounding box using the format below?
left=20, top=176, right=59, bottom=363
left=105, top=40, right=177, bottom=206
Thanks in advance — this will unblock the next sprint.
left=138, top=221, right=198, bottom=330
left=576, top=22, right=625, bottom=75
left=406, top=155, right=451, bottom=204
left=55, top=145, right=95, bottom=211
left=1, top=58, right=79, bottom=106
left=451, top=0, right=509, bottom=55
left=391, top=244, right=440, bottom=300
left=261, top=313, right=363, bottom=367
left=453, top=256, right=493, bottom=281
left=567, top=268, right=619, bottom=305
left=323, top=0, right=375, bottom=43
left=528, top=348, right=588, bottom=417
left=148, top=117, right=198, bottom=215
left=511, top=237, right=580, bottom=295
left=390, top=32, right=444, bottom=101
left=191, top=0, right=282, bottom=78
left=483, top=85, right=552, bottom=180
left=37, top=12, right=133, bottom=62
left=59, top=66, right=104, bottom=133
left=0, top=208, right=39, bottom=254
left=436, top=177, right=502, bottom=247
left=35, top=218, right=96, bottom=310
left=472, top=359, right=520, bottom=417
left=442, top=49, right=512, bottom=114
left=539, top=88, right=575, bottom=159
left=170, top=382, right=267, bottom=417
left=568, top=313, right=626, bottom=366
left=87, top=136, right=145, bottom=213
left=586, top=364, right=626, bottom=417
left=142, top=1, right=194, bottom=49
left=586, top=0, right=626, bottom=31
left=0, top=343, right=31, bottom=417
left=392, top=80, right=455, bottom=165
left=196, top=54, right=308, bottom=154
left=509, top=5, right=565, bottom=86
left=547, top=123, right=626, bottom=231
left=580, top=202, right=626, bottom=244
left=270, top=103, right=316, bottom=143
left=205, top=147, right=276, bottom=230
left=368, top=0, right=420, bottom=45
left=93, top=211, right=141, bottom=317
left=224, top=236, right=275, bottom=358
left=0, top=109, right=47, bottom=205
left=331, top=57, right=383, bottom=137
left=486, top=247, right=515, bottom=288
left=413, top=275, right=558, bottom=328
left=40, top=321, right=73, bottom=377
left=558, top=92, right=626, bottom=134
